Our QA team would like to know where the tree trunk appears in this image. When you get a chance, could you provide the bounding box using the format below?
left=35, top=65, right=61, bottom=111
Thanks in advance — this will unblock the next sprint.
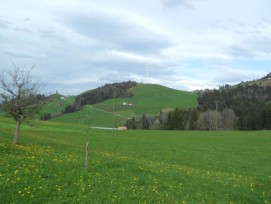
left=13, top=120, right=20, bottom=144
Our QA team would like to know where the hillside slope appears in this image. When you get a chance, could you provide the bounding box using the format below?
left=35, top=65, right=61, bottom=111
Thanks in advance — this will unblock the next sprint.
left=51, top=84, right=198, bottom=127
left=40, top=94, right=75, bottom=120
left=106, top=84, right=198, bottom=115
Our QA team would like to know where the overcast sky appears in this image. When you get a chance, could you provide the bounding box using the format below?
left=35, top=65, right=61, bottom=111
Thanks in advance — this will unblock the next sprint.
left=1, top=0, right=271, bottom=95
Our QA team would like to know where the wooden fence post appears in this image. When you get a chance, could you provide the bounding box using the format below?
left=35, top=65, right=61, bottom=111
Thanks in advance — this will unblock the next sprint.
left=85, top=142, right=89, bottom=172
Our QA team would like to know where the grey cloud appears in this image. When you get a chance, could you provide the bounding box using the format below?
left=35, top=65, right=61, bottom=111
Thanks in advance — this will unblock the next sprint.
left=228, top=45, right=255, bottom=58
left=67, top=13, right=173, bottom=55
left=99, top=64, right=175, bottom=87
left=252, top=36, right=271, bottom=53
left=162, top=0, right=191, bottom=8
left=24, top=17, right=31, bottom=22
left=0, top=20, right=13, bottom=29
left=43, top=81, right=100, bottom=96
left=2, top=50, right=46, bottom=59
left=214, top=72, right=248, bottom=84
left=38, top=28, right=67, bottom=43
left=213, top=68, right=261, bottom=85
left=0, top=18, right=32, bottom=33
left=228, top=36, right=271, bottom=58
left=84, top=61, right=152, bottom=78
left=161, top=0, right=204, bottom=8
left=39, top=28, right=56, bottom=39
left=0, top=22, right=9, bottom=29
left=209, top=18, right=270, bottom=37
left=233, top=29, right=261, bottom=35
left=14, top=27, right=32, bottom=33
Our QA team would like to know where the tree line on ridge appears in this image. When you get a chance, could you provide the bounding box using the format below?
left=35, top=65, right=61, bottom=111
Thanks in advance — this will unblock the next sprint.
left=127, top=82, right=271, bottom=131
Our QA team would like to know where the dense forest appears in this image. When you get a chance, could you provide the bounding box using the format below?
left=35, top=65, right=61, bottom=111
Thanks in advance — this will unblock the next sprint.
left=198, top=83, right=271, bottom=130
left=64, top=81, right=138, bottom=113
left=127, top=79, right=271, bottom=131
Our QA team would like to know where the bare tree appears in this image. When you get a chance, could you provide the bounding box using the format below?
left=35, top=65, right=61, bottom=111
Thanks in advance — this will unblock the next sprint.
left=197, top=110, right=223, bottom=131
left=0, top=65, right=42, bottom=144
left=222, top=108, right=237, bottom=130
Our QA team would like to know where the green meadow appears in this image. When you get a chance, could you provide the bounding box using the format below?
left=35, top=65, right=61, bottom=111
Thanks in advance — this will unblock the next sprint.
left=0, top=116, right=271, bottom=203
left=51, top=84, right=198, bottom=127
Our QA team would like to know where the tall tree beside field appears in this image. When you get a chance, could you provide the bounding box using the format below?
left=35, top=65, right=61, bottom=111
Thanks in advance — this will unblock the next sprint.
left=158, top=111, right=169, bottom=129
left=141, top=113, right=150, bottom=130
left=222, top=108, right=236, bottom=130
left=188, top=108, right=198, bottom=130
left=168, top=108, right=184, bottom=130
left=0, top=65, right=42, bottom=144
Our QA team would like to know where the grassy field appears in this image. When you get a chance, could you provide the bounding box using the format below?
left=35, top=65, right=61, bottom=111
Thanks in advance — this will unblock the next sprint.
left=0, top=116, right=271, bottom=203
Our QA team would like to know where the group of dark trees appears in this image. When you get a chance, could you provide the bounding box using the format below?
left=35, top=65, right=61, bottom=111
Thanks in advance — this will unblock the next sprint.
left=126, top=107, right=236, bottom=130
left=65, top=81, right=138, bottom=114
left=126, top=108, right=192, bottom=130
left=40, top=111, right=63, bottom=121
left=127, top=82, right=271, bottom=131
left=198, top=84, right=271, bottom=130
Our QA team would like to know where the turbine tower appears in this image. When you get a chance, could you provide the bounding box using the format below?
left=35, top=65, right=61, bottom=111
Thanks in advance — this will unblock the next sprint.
left=146, top=64, right=149, bottom=84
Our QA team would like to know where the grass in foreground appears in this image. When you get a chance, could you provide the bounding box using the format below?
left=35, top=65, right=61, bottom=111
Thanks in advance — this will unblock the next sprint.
left=0, top=117, right=271, bottom=203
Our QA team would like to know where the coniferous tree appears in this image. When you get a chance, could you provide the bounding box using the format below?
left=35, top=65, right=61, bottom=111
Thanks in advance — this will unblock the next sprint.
left=168, top=108, right=184, bottom=130
left=189, top=108, right=198, bottom=130
left=142, top=113, right=149, bottom=130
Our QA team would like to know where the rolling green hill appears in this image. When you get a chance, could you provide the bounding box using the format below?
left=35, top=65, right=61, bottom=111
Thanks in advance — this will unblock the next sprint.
left=51, top=84, right=198, bottom=128
left=40, top=94, right=75, bottom=120
left=42, top=94, right=75, bottom=113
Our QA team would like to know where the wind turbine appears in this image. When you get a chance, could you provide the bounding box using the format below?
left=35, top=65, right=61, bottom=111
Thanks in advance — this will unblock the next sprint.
left=146, top=64, right=149, bottom=84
